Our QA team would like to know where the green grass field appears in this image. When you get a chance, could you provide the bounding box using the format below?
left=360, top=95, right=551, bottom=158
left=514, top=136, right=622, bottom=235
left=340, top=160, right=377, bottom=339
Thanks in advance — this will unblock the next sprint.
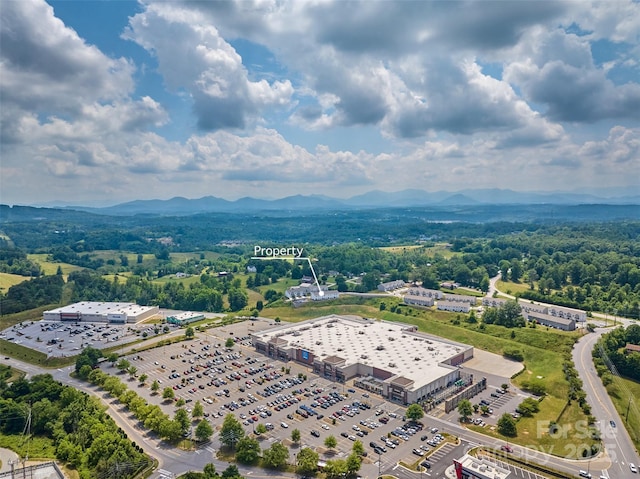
left=605, top=375, right=640, bottom=452
left=0, top=272, right=30, bottom=292
left=27, top=254, right=84, bottom=276
left=152, top=273, right=203, bottom=286
left=496, top=279, right=533, bottom=295
left=257, top=277, right=299, bottom=294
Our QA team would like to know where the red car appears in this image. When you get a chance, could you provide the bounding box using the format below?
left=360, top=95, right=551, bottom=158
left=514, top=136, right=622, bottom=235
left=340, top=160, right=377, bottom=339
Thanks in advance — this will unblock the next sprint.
left=500, top=445, right=513, bottom=453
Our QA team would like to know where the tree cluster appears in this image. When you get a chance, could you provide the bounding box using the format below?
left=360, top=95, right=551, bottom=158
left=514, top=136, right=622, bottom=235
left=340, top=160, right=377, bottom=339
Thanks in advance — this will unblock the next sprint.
left=0, top=248, right=42, bottom=276
left=593, top=324, right=640, bottom=382
left=0, top=374, right=149, bottom=479
left=0, top=274, right=64, bottom=314
left=482, top=301, right=525, bottom=328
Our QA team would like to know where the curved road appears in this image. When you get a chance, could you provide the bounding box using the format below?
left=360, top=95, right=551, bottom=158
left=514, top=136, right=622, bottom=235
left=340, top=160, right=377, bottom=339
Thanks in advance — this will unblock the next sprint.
left=489, top=274, right=639, bottom=477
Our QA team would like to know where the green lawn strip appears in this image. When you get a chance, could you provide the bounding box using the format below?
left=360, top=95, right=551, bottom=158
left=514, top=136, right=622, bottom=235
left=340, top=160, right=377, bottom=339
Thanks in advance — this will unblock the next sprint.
left=0, top=339, right=74, bottom=368
left=0, top=433, right=56, bottom=459
left=605, top=375, right=640, bottom=452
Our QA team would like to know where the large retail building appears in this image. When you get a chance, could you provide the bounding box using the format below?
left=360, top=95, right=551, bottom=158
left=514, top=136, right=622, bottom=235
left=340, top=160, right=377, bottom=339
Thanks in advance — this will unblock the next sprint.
left=251, top=315, right=473, bottom=404
left=43, top=302, right=159, bottom=324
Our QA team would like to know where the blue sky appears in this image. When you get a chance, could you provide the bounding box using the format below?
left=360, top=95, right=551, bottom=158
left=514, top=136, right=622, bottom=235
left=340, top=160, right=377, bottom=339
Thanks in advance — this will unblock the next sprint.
left=1, top=0, right=639, bottom=205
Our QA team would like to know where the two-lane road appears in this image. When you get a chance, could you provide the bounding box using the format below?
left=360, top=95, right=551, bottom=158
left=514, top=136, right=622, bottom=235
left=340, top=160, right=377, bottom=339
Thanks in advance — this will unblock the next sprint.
left=573, top=327, right=639, bottom=478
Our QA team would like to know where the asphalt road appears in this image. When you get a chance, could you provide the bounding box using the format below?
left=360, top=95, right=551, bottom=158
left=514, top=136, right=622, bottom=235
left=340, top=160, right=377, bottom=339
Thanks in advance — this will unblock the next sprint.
left=572, top=325, right=639, bottom=479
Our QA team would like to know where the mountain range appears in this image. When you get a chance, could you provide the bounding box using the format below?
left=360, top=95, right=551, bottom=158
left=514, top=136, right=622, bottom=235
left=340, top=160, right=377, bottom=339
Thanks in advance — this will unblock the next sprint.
left=26, top=188, right=640, bottom=216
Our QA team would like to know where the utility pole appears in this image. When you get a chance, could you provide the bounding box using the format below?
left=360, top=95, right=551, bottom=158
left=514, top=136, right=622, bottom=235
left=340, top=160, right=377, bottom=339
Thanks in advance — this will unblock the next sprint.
left=626, top=395, right=632, bottom=423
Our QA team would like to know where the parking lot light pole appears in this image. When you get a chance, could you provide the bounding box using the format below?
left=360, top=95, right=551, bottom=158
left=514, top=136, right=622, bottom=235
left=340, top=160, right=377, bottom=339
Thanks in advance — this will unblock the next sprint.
left=377, top=450, right=381, bottom=479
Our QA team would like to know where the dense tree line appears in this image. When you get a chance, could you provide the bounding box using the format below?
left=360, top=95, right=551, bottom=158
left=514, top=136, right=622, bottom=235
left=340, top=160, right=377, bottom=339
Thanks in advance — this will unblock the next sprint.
left=593, top=325, right=640, bottom=382
left=0, top=274, right=64, bottom=314
left=2, top=207, right=639, bottom=317
left=0, top=248, right=42, bottom=276
left=0, top=374, right=149, bottom=479
left=67, top=270, right=247, bottom=312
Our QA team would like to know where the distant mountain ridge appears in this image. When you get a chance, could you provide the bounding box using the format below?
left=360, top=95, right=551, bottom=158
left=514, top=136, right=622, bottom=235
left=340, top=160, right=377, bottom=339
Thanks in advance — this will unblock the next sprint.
left=23, top=188, right=640, bottom=216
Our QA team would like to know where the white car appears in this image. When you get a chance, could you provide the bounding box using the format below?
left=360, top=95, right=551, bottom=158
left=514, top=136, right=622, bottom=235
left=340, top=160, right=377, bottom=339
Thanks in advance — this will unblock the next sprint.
left=281, top=422, right=289, bottom=428
left=321, top=424, right=330, bottom=430
left=630, top=463, right=638, bottom=473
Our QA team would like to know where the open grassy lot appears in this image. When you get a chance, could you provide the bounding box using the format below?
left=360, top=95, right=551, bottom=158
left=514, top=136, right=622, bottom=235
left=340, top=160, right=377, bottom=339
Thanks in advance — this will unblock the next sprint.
left=496, top=279, right=533, bottom=295
left=102, top=272, right=132, bottom=283
left=605, top=375, right=640, bottom=452
left=27, top=254, right=84, bottom=276
left=257, top=277, right=299, bottom=294
left=0, top=272, right=30, bottom=292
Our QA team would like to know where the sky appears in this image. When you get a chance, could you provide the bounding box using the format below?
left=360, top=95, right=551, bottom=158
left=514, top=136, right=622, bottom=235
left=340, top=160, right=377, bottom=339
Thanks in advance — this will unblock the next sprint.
left=1, top=0, right=639, bottom=206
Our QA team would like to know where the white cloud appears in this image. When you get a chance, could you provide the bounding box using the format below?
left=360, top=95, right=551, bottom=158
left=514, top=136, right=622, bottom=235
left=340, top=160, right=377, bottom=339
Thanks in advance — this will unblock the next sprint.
left=2, top=0, right=639, bottom=205
left=0, top=0, right=134, bottom=115
left=123, top=2, right=293, bottom=131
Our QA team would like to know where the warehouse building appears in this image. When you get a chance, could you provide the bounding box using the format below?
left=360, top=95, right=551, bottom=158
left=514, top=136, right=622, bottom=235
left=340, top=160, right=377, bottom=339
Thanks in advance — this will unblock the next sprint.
left=166, top=311, right=205, bottom=326
left=43, top=302, right=158, bottom=324
left=251, top=315, right=473, bottom=404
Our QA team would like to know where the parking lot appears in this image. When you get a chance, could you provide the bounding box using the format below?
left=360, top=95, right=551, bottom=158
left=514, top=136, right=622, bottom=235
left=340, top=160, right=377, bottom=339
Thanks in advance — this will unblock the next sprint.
left=99, top=319, right=463, bottom=472
left=441, top=367, right=531, bottom=427
left=0, top=320, right=143, bottom=357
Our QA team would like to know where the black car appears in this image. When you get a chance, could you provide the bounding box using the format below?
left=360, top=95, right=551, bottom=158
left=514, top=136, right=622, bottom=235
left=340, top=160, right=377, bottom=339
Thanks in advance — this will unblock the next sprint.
left=311, top=430, right=320, bottom=437
left=420, top=461, right=431, bottom=469
left=341, top=432, right=349, bottom=438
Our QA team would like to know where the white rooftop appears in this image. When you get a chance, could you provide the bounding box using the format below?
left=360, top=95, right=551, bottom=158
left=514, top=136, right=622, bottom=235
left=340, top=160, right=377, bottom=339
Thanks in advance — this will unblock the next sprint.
left=253, top=315, right=470, bottom=391
left=45, top=301, right=155, bottom=317
left=457, top=454, right=511, bottom=479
